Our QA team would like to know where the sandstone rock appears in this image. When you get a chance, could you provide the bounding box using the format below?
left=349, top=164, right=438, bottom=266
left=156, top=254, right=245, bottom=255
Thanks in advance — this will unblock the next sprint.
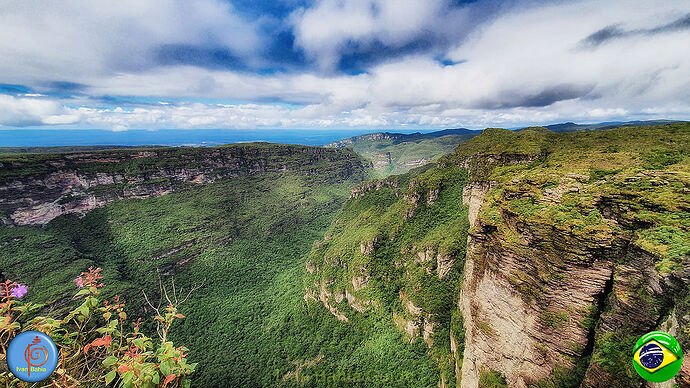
left=462, top=181, right=494, bottom=227
left=345, top=290, right=370, bottom=312
left=422, top=319, right=436, bottom=347
left=416, top=248, right=435, bottom=263
left=305, top=260, right=316, bottom=274
left=437, top=252, right=455, bottom=279
left=393, top=312, right=420, bottom=339
left=459, top=153, right=689, bottom=388
left=427, top=187, right=440, bottom=205
left=2, top=145, right=369, bottom=225
left=360, top=236, right=378, bottom=255
left=351, top=272, right=370, bottom=291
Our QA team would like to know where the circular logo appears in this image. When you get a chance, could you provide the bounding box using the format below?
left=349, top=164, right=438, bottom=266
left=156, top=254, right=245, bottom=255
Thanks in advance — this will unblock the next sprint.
left=633, top=331, right=683, bottom=383
left=6, top=331, right=58, bottom=382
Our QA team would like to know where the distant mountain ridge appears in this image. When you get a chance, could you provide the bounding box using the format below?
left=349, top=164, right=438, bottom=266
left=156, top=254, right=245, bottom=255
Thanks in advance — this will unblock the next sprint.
left=0, top=145, right=167, bottom=154
left=324, top=128, right=480, bottom=177
left=324, top=128, right=478, bottom=148
left=326, top=121, right=689, bottom=149
left=542, top=119, right=688, bottom=132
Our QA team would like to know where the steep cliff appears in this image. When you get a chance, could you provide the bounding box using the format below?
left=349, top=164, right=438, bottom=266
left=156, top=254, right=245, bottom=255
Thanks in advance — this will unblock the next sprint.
left=304, top=159, right=470, bottom=385
left=0, top=143, right=370, bottom=225
left=458, top=124, right=689, bottom=387
left=306, top=123, right=690, bottom=387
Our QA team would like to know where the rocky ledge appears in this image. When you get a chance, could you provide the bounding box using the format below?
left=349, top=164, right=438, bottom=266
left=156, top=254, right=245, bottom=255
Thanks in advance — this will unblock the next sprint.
left=0, top=144, right=369, bottom=226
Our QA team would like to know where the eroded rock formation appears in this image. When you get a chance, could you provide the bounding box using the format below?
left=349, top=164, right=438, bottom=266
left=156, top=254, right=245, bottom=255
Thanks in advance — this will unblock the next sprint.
left=0, top=144, right=368, bottom=225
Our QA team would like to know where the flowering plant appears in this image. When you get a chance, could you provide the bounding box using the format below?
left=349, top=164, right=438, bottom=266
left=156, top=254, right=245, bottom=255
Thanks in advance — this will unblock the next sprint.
left=0, top=267, right=198, bottom=387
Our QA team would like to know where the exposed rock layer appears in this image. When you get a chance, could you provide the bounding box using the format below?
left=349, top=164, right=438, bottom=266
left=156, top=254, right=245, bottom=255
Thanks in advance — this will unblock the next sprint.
left=0, top=144, right=369, bottom=225
left=458, top=151, right=689, bottom=387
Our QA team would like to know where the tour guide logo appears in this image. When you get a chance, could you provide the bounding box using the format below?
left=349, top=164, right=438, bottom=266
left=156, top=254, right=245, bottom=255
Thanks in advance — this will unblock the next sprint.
left=633, top=331, right=683, bottom=383
left=7, top=331, right=58, bottom=382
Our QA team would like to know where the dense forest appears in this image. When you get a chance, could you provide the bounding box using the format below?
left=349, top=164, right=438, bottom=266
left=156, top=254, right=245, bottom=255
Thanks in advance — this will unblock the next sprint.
left=1, top=123, right=689, bottom=387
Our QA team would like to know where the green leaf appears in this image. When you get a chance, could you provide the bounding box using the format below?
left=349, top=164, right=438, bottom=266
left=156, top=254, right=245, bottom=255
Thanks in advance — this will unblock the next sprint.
left=160, top=361, right=171, bottom=377
left=121, top=370, right=135, bottom=384
left=75, top=288, right=90, bottom=297
left=105, top=369, right=117, bottom=385
left=103, top=356, right=118, bottom=367
left=151, top=372, right=160, bottom=384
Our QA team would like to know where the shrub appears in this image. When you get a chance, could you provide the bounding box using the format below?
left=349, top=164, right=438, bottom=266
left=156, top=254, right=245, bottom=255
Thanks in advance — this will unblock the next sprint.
left=0, top=267, right=197, bottom=387
left=479, top=369, right=507, bottom=388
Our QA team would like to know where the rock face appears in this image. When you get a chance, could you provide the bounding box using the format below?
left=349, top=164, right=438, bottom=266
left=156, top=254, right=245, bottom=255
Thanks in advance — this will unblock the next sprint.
left=324, top=132, right=405, bottom=148
left=456, top=126, right=690, bottom=387
left=0, top=144, right=369, bottom=226
left=460, top=177, right=618, bottom=387
left=308, top=125, right=689, bottom=387
left=303, top=160, right=469, bottom=386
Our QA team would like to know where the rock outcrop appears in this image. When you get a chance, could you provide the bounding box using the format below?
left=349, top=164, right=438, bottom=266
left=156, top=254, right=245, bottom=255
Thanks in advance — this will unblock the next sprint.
left=0, top=144, right=369, bottom=226
left=304, top=160, right=469, bottom=386
left=307, top=124, right=689, bottom=387
left=457, top=125, right=690, bottom=387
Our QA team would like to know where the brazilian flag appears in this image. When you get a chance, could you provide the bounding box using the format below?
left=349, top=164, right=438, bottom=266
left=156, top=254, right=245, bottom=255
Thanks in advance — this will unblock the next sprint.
left=632, top=331, right=683, bottom=383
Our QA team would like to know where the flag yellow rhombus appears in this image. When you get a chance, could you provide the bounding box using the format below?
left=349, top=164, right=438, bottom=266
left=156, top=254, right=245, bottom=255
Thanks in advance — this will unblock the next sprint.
left=634, top=340, right=680, bottom=373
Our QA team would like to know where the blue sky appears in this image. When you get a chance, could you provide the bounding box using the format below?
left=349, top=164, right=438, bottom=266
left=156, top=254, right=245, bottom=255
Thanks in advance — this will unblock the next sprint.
left=0, top=0, right=689, bottom=131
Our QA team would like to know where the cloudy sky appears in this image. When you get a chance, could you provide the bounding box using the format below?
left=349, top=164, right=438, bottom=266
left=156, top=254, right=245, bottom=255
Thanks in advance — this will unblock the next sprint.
left=0, top=0, right=689, bottom=131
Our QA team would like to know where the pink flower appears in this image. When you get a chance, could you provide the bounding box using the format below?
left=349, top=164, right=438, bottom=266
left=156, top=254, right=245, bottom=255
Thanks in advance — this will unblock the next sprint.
left=74, top=276, right=84, bottom=288
left=10, top=284, right=28, bottom=299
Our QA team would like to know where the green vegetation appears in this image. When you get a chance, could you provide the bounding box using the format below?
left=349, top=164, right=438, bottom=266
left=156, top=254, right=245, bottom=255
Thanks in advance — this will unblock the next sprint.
left=591, top=333, right=640, bottom=386
left=0, top=142, right=356, bottom=181
left=454, top=123, right=689, bottom=385
left=1, top=268, right=195, bottom=387
left=531, top=360, right=592, bottom=388
left=0, top=145, right=166, bottom=154
left=0, top=149, right=443, bottom=386
left=2, top=123, right=688, bottom=386
left=305, top=161, right=470, bottom=385
left=460, top=123, right=689, bottom=276
left=326, top=129, right=478, bottom=177
left=539, top=310, right=569, bottom=328
left=479, top=369, right=507, bottom=388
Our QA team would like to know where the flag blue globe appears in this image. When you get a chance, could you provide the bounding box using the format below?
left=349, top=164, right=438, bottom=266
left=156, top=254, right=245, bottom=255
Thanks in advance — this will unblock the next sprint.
left=639, top=343, right=664, bottom=369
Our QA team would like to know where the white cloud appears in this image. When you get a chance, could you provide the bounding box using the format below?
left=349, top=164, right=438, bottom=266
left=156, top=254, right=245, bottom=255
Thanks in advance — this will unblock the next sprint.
left=0, top=0, right=261, bottom=85
left=291, top=0, right=446, bottom=69
left=0, top=95, right=70, bottom=127
left=0, top=0, right=689, bottom=130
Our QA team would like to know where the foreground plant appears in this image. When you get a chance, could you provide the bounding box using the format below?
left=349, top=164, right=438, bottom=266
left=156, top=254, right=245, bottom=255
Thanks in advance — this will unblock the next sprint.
left=0, top=267, right=198, bottom=387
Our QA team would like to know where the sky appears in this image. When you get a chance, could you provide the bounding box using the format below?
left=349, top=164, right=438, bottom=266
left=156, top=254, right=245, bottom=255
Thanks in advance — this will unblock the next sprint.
left=0, top=0, right=689, bottom=132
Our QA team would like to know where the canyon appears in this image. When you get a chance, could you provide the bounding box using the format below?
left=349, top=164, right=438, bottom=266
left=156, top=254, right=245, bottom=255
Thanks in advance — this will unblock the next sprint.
left=1, top=123, right=688, bottom=387
left=0, top=144, right=369, bottom=226
left=307, top=124, right=690, bottom=387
